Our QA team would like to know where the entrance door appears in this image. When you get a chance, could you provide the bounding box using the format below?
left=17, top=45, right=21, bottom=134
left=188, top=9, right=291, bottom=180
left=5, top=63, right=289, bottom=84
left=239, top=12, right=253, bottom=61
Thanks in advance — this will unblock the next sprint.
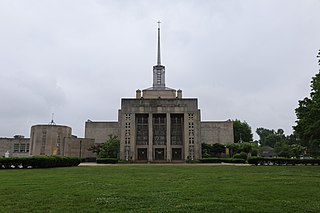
left=172, top=148, right=182, bottom=160
left=155, top=148, right=165, bottom=160
left=137, top=148, right=147, bottom=160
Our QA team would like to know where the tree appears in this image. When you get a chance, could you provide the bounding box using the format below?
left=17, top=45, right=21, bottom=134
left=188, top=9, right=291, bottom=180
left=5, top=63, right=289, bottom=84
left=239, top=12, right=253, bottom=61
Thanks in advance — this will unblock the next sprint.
left=201, top=143, right=225, bottom=158
left=88, top=135, right=120, bottom=158
left=233, top=119, right=253, bottom=143
left=294, top=50, right=320, bottom=156
left=256, top=128, right=286, bottom=147
left=227, top=142, right=258, bottom=156
left=99, top=135, right=120, bottom=158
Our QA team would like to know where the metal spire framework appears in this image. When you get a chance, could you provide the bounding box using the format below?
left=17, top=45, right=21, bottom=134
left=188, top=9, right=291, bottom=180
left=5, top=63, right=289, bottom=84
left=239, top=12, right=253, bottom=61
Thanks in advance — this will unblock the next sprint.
left=157, top=21, right=161, bottom=65
left=153, top=21, right=166, bottom=89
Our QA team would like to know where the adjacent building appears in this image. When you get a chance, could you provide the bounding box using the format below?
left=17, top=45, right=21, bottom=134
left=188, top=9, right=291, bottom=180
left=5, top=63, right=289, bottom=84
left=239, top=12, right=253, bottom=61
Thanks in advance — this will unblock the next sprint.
left=29, top=124, right=95, bottom=158
left=0, top=135, right=30, bottom=158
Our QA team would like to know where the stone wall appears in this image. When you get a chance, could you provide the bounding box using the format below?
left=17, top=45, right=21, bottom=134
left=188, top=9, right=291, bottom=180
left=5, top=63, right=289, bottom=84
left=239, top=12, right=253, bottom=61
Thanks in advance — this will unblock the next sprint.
left=64, top=137, right=96, bottom=158
left=200, top=121, right=234, bottom=145
left=30, top=125, right=72, bottom=156
left=142, top=89, right=177, bottom=99
left=85, top=121, right=119, bottom=144
left=0, top=137, right=30, bottom=158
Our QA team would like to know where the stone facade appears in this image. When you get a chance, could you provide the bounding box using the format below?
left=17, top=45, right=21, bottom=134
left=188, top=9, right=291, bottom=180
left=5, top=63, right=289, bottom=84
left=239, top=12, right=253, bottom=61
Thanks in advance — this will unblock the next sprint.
left=85, top=121, right=119, bottom=144
left=118, top=95, right=201, bottom=162
left=0, top=135, right=30, bottom=158
left=84, top=24, right=234, bottom=162
left=200, top=121, right=234, bottom=145
left=29, top=124, right=94, bottom=158
left=0, top=125, right=95, bottom=158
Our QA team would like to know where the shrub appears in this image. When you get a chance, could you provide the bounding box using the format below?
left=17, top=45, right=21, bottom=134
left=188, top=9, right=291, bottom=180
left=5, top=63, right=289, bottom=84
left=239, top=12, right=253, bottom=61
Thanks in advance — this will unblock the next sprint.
left=247, top=157, right=320, bottom=166
left=247, top=157, right=265, bottom=165
left=233, top=152, right=248, bottom=160
left=0, top=156, right=81, bottom=169
left=96, top=158, right=118, bottom=164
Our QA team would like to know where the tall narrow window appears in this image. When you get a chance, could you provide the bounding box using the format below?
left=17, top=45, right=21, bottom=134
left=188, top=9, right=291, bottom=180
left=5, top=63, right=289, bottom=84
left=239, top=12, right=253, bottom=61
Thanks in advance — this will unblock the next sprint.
left=153, top=114, right=166, bottom=145
left=136, top=114, right=149, bottom=145
left=171, top=114, right=183, bottom=145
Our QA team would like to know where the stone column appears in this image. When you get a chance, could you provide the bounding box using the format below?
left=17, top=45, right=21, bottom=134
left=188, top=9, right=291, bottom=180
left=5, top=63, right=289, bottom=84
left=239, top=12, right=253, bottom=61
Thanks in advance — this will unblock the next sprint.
left=166, top=113, right=171, bottom=162
left=131, top=113, right=136, bottom=161
left=184, top=113, right=189, bottom=160
left=148, top=113, right=153, bottom=162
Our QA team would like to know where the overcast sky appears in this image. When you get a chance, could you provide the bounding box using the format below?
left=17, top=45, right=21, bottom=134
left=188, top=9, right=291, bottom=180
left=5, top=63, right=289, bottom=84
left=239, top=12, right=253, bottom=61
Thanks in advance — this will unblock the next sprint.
left=0, top=0, right=319, bottom=139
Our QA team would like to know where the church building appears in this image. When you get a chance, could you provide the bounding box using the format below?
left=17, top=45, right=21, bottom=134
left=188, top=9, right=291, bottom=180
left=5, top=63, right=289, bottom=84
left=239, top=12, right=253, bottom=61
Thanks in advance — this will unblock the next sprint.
left=85, top=24, right=234, bottom=162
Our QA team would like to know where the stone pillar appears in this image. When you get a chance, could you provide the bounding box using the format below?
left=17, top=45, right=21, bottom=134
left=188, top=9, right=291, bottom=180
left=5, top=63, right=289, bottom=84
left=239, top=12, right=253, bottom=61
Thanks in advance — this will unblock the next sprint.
left=148, top=113, right=153, bottom=162
left=184, top=113, right=189, bottom=160
left=177, top=89, right=182, bottom=99
left=166, top=113, right=171, bottom=162
left=136, top=89, right=141, bottom=99
left=131, top=113, right=136, bottom=161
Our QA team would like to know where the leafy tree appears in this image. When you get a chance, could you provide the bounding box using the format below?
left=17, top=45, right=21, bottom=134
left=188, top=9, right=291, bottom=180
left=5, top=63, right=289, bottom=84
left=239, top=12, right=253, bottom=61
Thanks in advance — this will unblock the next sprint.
left=274, top=142, right=291, bottom=158
left=201, top=143, right=225, bottom=158
left=294, top=50, right=320, bottom=156
left=88, top=135, right=120, bottom=158
left=233, top=119, right=253, bottom=143
left=256, top=128, right=286, bottom=147
left=227, top=142, right=258, bottom=156
left=274, top=142, right=306, bottom=158
left=99, top=135, right=120, bottom=158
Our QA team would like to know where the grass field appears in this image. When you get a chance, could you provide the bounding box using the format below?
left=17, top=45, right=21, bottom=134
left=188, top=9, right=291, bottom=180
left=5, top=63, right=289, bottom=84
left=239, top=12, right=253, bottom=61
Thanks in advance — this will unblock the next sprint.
left=0, top=165, right=320, bottom=213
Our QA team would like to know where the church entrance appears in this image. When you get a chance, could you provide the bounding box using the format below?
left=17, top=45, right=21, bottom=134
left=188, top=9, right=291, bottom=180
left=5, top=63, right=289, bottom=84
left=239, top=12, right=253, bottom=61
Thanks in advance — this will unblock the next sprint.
left=137, top=148, right=147, bottom=160
left=172, top=148, right=182, bottom=160
left=155, top=148, right=165, bottom=160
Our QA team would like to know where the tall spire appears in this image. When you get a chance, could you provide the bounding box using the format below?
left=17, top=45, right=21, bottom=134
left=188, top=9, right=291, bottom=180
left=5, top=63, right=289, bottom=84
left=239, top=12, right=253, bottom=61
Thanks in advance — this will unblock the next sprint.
left=157, top=21, right=161, bottom=65
left=152, top=21, right=166, bottom=88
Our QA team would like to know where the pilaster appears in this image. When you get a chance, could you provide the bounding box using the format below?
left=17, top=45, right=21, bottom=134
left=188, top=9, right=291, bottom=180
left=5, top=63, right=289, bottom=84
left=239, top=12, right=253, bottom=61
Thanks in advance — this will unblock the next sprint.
left=166, top=113, right=171, bottom=162
left=148, top=113, right=153, bottom=162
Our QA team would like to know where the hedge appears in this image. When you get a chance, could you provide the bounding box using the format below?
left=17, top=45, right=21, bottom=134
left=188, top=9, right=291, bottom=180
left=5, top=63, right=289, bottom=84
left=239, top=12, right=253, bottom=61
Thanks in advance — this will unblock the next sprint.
left=0, top=156, right=81, bottom=169
left=199, top=158, right=246, bottom=164
left=248, top=157, right=320, bottom=166
left=96, top=158, right=118, bottom=164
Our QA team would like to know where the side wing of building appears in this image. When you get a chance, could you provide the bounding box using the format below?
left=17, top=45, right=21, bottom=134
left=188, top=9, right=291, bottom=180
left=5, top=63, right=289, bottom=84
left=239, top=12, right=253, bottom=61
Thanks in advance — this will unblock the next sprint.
left=0, top=136, right=30, bottom=157
left=200, top=121, right=234, bottom=145
left=85, top=121, right=120, bottom=144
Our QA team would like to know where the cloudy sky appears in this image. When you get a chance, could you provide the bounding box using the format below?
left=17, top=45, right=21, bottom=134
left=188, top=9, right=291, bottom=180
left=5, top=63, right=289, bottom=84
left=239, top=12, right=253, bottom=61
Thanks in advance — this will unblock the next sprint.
left=0, top=0, right=319, bottom=139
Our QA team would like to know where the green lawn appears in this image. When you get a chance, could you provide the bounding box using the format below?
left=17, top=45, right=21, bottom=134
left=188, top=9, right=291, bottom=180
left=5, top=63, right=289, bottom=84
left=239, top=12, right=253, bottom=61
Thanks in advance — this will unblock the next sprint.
left=0, top=165, right=319, bottom=213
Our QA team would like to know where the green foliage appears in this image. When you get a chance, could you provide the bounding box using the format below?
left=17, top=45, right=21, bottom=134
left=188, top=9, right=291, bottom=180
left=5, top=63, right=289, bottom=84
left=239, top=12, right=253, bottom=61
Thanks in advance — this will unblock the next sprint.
left=274, top=142, right=306, bottom=158
left=294, top=50, right=320, bottom=156
left=96, top=158, right=118, bottom=164
left=248, top=157, right=320, bottom=166
left=256, top=128, right=286, bottom=147
left=233, top=119, right=253, bottom=142
left=227, top=142, right=258, bottom=156
left=233, top=152, right=248, bottom=160
left=0, top=156, right=81, bottom=169
left=201, top=143, right=225, bottom=158
left=99, top=135, right=120, bottom=158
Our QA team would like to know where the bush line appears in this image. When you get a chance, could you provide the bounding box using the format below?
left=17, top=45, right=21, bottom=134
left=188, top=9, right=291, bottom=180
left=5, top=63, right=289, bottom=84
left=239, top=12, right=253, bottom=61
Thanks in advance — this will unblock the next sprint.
left=0, top=156, right=81, bottom=169
left=199, top=158, right=246, bottom=164
left=96, top=158, right=118, bottom=164
left=248, top=157, right=320, bottom=166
